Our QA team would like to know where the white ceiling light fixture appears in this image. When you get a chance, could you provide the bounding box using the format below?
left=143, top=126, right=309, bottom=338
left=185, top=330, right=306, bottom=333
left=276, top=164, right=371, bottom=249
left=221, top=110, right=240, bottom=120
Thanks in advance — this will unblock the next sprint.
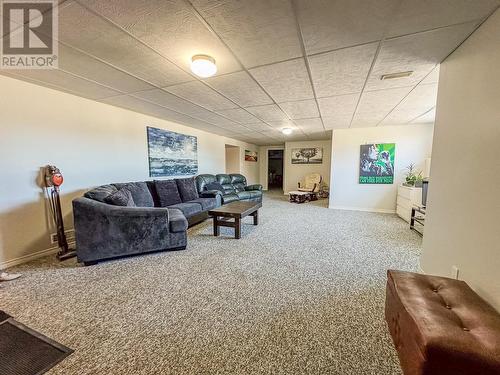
left=282, top=128, right=293, bottom=135
left=191, top=54, right=217, bottom=78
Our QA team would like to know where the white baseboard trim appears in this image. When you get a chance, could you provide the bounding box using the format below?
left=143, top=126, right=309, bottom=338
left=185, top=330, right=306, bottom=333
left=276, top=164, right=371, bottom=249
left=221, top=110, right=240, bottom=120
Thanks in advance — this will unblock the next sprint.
left=0, top=242, right=75, bottom=269
left=329, top=205, right=396, bottom=214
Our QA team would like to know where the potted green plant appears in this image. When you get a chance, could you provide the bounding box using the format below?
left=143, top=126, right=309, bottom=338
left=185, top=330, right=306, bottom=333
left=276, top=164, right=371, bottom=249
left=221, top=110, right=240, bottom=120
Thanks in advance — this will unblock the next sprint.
left=404, top=164, right=417, bottom=186
left=414, top=172, right=424, bottom=187
left=404, top=164, right=424, bottom=187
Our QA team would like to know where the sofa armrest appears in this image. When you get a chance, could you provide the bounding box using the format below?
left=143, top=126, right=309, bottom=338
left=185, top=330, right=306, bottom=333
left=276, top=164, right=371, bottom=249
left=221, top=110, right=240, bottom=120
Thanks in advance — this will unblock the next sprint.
left=199, top=189, right=223, bottom=198
left=245, top=184, right=263, bottom=191
left=73, top=197, right=174, bottom=262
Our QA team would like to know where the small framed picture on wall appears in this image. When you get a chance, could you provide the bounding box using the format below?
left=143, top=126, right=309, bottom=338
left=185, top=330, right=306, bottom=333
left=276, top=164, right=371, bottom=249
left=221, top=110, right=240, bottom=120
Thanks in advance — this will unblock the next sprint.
left=245, top=149, right=258, bottom=162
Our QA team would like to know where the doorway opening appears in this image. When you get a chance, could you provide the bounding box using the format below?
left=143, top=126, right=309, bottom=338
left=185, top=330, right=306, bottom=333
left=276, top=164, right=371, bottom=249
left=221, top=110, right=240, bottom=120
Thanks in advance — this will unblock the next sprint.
left=268, top=149, right=284, bottom=191
left=225, top=144, right=240, bottom=174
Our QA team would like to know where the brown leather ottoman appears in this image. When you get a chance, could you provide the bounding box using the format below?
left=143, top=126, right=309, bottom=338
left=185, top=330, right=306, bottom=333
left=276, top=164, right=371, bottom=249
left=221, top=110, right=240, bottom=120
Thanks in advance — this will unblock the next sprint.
left=385, top=270, right=500, bottom=375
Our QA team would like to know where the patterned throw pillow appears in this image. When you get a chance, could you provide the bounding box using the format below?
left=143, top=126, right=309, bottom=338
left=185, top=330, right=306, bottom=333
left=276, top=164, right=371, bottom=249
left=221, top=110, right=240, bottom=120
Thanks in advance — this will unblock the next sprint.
left=113, top=182, right=154, bottom=207
left=104, top=188, right=135, bottom=207
left=175, top=177, right=199, bottom=202
left=154, top=180, right=182, bottom=207
left=84, top=184, right=118, bottom=203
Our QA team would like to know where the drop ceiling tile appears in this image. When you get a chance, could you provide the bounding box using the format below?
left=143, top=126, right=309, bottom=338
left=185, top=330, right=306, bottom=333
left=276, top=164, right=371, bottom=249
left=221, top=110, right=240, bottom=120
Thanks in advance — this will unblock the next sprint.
left=309, top=43, right=378, bottom=97
left=285, top=133, right=310, bottom=141
left=100, top=94, right=207, bottom=125
left=356, top=87, right=412, bottom=114
left=215, top=108, right=261, bottom=124
left=190, top=110, right=241, bottom=128
left=81, top=0, right=241, bottom=75
left=261, top=131, right=286, bottom=142
left=279, top=99, right=320, bottom=119
left=3, top=69, right=121, bottom=99
left=209, top=127, right=240, bottom=137
left=388, top=0, right=497, bottom=37
left=365, top=22, right=477, bottom=91
left=380, top=84, right=438, bottom=125
left=243, top=122, right=273, bottom=131
left=246, top=104, right=289, bottom=121
left=191, top=0, right=302, bottom=67
left=322, top=115, right=352, bottom=129
left=350, top=112, right=385, bottom=128
left=219, top=124, right=255, bottom=134
left=59, top=44, right=154, bottom=93
left=351, top=86, right=413, bottom=127
left=420, top=65, right=440, bottom=85
left=305, top=130, right=330, bottom=140
left=249, top=58, right=314, bottom=102
left=206, top=71, right=272, bottom=107
left=164, top=81, right=238, bottom=111
left=410, top=108, right=436, bottom=124
left=296, top=0, right=400, bottom=54
left=294, top=118, right=324, bottom=130
left=59, top=2, right=193, bottom=87
left=317, top=93, right=359, bottom=118
left=132, top=89, right=207, bottom=115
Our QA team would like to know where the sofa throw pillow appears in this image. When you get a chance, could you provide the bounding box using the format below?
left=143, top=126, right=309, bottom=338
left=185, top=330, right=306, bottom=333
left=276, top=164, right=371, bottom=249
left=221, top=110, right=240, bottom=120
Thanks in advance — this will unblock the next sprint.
left=104, top=188, right=135, bottom=207
left=176, top=177, right=199, bottom=202
left=113, top=182, right=154, bottom=207
left=84, top=184, right=118, bottom=203
left=205, top=182, right=224, bottom=193
left=154, top=180, right=182, bottom=207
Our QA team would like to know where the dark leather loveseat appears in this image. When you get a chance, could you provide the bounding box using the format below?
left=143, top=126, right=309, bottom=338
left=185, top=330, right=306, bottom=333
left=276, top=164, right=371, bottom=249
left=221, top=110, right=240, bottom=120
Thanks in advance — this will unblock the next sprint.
left=73, top=178, right=220, bottom=265
left=195, top=173, right=263, bottom=204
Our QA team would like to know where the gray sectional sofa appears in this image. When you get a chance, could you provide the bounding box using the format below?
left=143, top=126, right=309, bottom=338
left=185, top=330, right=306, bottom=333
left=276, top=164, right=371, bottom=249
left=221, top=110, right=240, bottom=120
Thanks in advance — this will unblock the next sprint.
left=73, top=174, right=262, bottom=265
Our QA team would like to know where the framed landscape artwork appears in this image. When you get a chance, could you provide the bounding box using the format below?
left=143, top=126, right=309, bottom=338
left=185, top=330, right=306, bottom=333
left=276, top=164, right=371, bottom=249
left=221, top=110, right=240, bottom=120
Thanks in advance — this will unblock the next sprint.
left=147, top=126, right=198, bottom=177
left=245, top=149, right=258, bottom=162
left=359, top=143, right=395, bottom=184
left=291, top=147, right=323, bottom=164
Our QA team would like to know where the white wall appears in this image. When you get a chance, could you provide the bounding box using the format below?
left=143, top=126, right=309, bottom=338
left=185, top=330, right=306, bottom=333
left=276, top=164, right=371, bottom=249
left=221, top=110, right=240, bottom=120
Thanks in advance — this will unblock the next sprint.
left=421, top=10, right=500, bottom=311
left=284, top=140, right=332, bottom=194
left=0, top=75, right=259, bottom=267
left=330, top=125, right=434, bottom=212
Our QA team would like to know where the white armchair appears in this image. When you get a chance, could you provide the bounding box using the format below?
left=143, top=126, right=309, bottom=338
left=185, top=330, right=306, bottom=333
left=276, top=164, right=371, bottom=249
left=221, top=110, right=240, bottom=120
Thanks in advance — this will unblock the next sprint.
left=298, top=173, right=322, bottom=193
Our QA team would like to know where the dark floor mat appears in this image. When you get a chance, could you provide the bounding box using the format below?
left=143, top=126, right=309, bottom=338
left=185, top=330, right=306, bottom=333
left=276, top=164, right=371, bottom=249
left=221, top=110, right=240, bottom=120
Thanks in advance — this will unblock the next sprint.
left=0, top=318, right=73, bottom=375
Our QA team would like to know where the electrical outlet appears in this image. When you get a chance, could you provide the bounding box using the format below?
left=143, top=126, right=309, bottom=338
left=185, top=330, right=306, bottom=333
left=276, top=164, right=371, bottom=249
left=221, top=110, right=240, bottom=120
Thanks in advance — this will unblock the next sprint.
left=50, top=229, right=75, bottom=244
left=451, top=265, right=459, bottom=279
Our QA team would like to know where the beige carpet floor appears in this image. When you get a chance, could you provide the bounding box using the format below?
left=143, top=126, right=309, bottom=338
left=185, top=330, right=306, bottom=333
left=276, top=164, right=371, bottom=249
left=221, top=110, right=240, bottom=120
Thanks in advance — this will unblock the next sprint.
left=1, top=191, right=421, bottom=374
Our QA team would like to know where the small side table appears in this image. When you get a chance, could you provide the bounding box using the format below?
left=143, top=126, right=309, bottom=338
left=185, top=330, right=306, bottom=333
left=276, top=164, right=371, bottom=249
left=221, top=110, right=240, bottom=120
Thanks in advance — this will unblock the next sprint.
left=410, top=206, right=426, bottom=236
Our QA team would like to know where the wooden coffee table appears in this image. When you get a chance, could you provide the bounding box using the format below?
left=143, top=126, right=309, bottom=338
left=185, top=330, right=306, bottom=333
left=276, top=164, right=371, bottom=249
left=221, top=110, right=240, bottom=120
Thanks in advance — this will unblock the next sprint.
left=208, top=201, right=262, bottom=239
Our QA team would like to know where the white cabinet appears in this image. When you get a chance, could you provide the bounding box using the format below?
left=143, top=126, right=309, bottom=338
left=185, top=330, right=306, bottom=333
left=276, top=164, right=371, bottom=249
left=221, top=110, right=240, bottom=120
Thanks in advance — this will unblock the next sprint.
left=397, top=185, right=422, bottom=222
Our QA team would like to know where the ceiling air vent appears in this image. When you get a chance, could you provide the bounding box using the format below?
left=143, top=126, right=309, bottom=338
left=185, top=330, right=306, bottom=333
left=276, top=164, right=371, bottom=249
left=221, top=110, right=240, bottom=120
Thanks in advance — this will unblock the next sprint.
left=380, top=71, right=413, bottom=80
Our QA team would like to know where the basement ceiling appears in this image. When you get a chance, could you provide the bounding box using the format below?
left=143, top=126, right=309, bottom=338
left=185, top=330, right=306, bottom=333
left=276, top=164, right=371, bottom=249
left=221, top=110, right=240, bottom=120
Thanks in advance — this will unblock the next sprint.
left=1, top=0, right=498, bottom=145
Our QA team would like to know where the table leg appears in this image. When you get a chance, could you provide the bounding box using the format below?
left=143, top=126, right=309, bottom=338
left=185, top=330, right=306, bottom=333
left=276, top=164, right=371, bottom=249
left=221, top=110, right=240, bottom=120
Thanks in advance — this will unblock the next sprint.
left=252, top=210, right=258, bottom=225
left=213, top=216, right=220, bottom=236
left=235, top=217, right=241, bottom=239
